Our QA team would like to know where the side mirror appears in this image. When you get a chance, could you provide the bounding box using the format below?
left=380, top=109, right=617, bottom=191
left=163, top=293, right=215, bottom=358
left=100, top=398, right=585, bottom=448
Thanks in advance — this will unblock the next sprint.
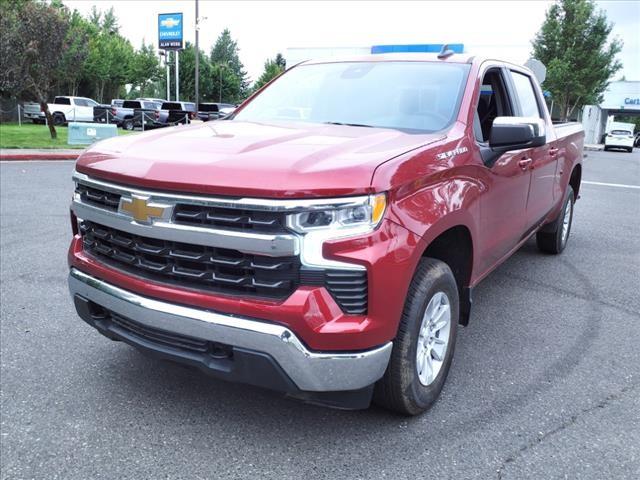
left=489, top=117, right=546, bottom=153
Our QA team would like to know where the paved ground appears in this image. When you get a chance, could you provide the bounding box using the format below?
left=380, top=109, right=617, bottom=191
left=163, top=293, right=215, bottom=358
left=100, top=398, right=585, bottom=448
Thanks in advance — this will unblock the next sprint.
left=1, top=150, right=639, bottom=480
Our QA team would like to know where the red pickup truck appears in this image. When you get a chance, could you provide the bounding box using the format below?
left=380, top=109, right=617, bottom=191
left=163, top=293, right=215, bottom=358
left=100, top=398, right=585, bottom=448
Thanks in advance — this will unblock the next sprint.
left=68, top=53, right=583, bottom=415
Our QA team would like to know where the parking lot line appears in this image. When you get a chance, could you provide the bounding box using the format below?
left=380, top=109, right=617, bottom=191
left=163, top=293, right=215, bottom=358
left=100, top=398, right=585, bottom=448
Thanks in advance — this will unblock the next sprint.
left=582, top=180, right=640, bottom=190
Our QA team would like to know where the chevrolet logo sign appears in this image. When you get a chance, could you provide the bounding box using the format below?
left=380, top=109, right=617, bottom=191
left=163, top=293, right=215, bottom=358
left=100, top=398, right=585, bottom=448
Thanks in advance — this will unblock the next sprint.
left=119, top=195, right=171, bottom=224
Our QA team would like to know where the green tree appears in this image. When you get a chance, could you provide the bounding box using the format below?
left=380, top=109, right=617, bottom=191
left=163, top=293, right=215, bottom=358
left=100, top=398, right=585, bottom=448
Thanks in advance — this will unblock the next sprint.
left=252, top=56, right=285, bottom=92
left=56, top=9, right=94, bottom=96
left=131, top=41, right=161, bottom=98
left=85, top=31, right=135, bottom=102
left=532, top=0, right=623, bottom=121
left=209, top=29, right=249, bottom=102
left=0, top=0, right=70, bottom=138
left=274, top=53, right=286, bottom=70
left=177, top=42, right=215, bottom=102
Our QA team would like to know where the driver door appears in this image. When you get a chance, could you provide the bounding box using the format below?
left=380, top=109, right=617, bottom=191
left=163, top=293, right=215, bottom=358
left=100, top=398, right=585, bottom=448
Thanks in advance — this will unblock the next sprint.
left=475, top=67, right=532, bottom=274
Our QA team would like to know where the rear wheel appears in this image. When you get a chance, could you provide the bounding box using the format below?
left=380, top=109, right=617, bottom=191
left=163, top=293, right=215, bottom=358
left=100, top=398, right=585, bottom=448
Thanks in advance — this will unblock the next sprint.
left=374, top=258, right=459, bottom=415
left=52, top=113, right=65, bottom=126
left=536, top=186, right=574, bottom=254
left=122, top=119, right=134, bottom=131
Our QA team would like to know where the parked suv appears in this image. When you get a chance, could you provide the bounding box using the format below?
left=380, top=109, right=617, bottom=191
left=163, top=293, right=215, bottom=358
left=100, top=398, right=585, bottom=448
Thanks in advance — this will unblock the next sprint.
left=604, top=129, right=635, bottom=152
left=68, top=54, right=584, bottom=414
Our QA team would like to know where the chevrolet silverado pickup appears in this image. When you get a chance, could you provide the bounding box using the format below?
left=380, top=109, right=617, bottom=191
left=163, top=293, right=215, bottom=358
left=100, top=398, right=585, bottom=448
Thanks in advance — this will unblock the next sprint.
left=68, top=53, right=584, bottom=415
left=24, top=96, right=99, bottom=125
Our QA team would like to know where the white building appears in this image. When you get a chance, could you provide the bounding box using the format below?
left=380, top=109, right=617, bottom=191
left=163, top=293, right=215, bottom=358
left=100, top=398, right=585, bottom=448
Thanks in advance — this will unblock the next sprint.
left=581, top=81, right=640, bottom=144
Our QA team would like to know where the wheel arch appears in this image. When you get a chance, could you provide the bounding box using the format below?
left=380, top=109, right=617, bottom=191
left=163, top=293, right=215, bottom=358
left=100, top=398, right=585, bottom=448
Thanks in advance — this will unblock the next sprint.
left=420, top=224, right=475, bottom=325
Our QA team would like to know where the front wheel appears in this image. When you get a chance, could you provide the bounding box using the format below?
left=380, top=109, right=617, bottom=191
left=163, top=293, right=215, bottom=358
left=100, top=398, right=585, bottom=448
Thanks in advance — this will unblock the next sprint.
left=374, top=258, right=459, bottom=415
left=536, top=186, right=574, bottom=254
left=122, top=119, right=134, bottom=131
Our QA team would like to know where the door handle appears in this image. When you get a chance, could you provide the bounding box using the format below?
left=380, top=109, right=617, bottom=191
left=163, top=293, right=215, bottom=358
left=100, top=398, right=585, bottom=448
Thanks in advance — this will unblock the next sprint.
left=518, top=158, right=533, bottom=170
left=549, top=147, right=559, bottom=157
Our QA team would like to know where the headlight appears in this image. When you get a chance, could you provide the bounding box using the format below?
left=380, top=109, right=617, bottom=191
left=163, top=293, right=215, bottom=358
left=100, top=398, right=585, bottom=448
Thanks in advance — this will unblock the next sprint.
left=287, top=193, right=386, bottom=233
left=287, top=193, right=386, bottom=269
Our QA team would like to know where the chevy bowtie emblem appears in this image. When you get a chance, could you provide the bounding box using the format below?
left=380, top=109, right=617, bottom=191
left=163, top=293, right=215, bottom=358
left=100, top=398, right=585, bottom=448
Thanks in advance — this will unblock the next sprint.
left=120, top=195, right=170, bottom=224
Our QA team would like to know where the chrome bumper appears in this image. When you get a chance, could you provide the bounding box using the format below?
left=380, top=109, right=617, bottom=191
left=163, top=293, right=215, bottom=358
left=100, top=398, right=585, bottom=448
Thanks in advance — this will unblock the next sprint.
left=68, top=268, right=391, bottom=392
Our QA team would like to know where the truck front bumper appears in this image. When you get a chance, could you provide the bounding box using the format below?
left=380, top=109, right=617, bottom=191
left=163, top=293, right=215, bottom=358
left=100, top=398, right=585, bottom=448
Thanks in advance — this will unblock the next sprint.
left=69, top=268, right=392, bottom=405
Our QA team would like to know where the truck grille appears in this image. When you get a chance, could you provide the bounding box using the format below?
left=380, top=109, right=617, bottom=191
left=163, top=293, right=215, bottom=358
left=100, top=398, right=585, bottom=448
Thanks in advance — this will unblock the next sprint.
left=76, top=183, right=121, bottom=212
left=173, top=204, right=288, bottom=233
left=73, top=178, right=369, bottom=314
left=80, top=221, right=299, bottom=299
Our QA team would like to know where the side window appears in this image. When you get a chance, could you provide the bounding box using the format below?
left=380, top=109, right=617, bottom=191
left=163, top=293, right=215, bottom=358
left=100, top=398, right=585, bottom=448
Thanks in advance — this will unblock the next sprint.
left=475, top=69, right=513, bottom=143
left=510, top=71, right=541, bottom=118
left=74, top=98, right=89, bottom=107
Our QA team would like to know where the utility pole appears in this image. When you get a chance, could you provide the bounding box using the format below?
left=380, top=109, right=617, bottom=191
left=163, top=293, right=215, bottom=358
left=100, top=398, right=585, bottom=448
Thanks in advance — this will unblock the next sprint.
left=195, top=0, right=199, bottom=109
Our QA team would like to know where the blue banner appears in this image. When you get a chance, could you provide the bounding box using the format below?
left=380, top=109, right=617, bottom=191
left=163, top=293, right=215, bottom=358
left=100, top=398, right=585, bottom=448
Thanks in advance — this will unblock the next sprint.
left=158, top=13, right=183, bottom=50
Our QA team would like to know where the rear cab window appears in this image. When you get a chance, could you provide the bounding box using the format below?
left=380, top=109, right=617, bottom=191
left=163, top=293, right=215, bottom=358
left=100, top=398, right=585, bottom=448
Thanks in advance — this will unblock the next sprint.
left=161, top=102, right=182, bottom=110
left=199, top=104, right=219, bottom=112
left=123, top=101, right=142, bottom=109
left=53, top=97, right=71, bottom=105
left=509, top=71, right=542, bottom=118
left=610, top=130, right=632, bottom=136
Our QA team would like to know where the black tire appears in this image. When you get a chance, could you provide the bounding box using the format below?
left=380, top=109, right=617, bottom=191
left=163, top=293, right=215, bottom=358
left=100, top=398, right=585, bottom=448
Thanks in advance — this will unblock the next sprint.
left=628, top=148, right=633, bottom=153
left=52, top=113, right=65, bottom=126
left=603, top=146, right=609, bottom=152
left=536, top=186, right=574, bottom=254
left=32, top=119, right=45, bottom=125
left=122, top=119, right=134, bottom=131
left=374, top=258, right=459, bottom=415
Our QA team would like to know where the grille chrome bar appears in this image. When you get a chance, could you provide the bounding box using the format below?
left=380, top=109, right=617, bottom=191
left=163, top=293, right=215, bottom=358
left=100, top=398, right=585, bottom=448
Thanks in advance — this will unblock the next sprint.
left=73, top=171, right=369, bottom=212
left=72, top=193, right=299, bottom=257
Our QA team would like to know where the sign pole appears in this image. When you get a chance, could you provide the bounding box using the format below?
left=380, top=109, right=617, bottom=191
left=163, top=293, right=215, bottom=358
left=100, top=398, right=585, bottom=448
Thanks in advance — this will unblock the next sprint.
left=175, top=50, right=180, bottom=101
left=166, top=52, right=170, bottom=101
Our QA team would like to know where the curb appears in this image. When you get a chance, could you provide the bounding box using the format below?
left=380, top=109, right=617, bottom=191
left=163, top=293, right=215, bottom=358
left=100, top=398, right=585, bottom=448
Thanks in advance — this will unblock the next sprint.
left=0, top=152, right=80, bottom=161
left=584, top=145, right=604, bottom=152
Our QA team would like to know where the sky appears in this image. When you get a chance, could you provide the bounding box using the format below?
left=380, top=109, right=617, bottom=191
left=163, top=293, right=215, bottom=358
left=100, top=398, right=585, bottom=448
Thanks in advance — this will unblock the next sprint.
left=62, top=0, right=640, bottom=83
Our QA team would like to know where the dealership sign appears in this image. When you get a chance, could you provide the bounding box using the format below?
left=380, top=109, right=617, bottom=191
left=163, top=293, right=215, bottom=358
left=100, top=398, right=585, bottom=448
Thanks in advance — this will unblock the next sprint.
left=158, top=13, right=183, bottom=50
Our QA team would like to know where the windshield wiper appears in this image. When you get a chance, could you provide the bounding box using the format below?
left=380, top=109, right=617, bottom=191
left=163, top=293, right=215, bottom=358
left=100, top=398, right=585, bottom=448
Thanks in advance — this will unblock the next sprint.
left=323, top=121, right=374, bottom=128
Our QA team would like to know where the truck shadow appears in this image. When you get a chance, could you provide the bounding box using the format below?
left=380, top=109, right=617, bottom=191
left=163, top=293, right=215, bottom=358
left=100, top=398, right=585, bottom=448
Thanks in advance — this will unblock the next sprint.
left=99, top=236, right=604, bottom=450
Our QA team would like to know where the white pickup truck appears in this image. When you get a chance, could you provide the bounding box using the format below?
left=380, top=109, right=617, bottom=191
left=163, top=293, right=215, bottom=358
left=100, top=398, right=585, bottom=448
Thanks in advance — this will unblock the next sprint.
left=23, top=96, right=100, bottom=125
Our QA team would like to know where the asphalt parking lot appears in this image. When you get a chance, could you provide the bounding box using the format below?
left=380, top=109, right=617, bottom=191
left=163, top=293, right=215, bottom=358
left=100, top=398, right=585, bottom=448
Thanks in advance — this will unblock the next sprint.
left=1, top=149, right=639, bottom=479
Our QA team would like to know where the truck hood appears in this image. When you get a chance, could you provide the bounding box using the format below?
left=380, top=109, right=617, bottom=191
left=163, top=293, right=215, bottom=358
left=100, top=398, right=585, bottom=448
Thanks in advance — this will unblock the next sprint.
left=76, top=120, right=444, bottom=198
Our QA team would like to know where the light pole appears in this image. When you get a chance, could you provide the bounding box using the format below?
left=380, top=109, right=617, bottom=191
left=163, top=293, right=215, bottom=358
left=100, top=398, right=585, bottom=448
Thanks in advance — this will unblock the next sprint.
left=195, top=0, right=199, bottom=108
left=159, top=50, right=170, bottom=101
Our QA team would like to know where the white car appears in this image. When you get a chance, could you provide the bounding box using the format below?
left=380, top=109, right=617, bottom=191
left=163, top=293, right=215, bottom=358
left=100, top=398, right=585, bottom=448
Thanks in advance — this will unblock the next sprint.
left=604, top=129, right=635, bottom=152
left=23, top=96, right=99, bottom=125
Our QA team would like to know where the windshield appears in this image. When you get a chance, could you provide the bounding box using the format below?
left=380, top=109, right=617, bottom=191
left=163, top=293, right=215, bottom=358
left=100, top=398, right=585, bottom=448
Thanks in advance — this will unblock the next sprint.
left=611, top=130, right=631, bottom=135
left=234, top=61, right=470, bottom=133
